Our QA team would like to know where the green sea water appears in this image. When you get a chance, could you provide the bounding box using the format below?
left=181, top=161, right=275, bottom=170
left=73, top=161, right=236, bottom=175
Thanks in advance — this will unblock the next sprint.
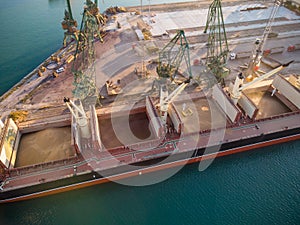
left=0, top=1, right=299, bottom=224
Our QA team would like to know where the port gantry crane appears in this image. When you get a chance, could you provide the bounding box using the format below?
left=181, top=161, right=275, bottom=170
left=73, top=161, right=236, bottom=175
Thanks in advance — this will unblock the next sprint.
left=156, top=30, right=192, bottom=81
left=72, top=0, right=105, bottom=103
left=204, top=0, right=229, bottom=85
left=64, top=0, right=104, bottom=150
left=82, top=0, right=106, bottom=43
left=86, top=0, right=106, bottom=27
left=62, top=0, right=79, bottom=47
left=244, top=0, right=283, bottom=80
left=156, top=30, right=192, bottom=126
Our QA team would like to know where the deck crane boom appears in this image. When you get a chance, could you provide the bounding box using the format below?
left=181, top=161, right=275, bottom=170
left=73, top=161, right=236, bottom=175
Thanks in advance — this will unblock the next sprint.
left=231, top=61, right=293, bottom=104
left=64, top=98, right=90, bottom=139
left=159, top=80, right=190, bottom=126
left=244, top=0, right=283, bottom=79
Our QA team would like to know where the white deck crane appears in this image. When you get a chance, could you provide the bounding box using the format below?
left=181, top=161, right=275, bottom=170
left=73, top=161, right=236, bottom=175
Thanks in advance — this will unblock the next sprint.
left=231, top=61, right=293, bottom=104
left=64, top=98, right=90, bottom=139
left=159, top=80, right=190, bottom=125
left=244, top=0, right=283, bottom=80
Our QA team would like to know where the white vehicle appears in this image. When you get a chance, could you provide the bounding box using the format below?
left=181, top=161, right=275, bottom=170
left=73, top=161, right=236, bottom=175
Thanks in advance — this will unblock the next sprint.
left=56, top=67, right=65, bottom=73
left=229, top=52, right=236, bottom=60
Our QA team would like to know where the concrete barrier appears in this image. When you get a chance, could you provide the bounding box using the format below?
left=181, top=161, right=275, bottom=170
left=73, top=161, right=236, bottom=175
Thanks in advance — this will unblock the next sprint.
left=270, top=46, right=284, bottom=54
left=294, top=43, right=300, bottom=50
left=236, top=51, right=251, bottom=59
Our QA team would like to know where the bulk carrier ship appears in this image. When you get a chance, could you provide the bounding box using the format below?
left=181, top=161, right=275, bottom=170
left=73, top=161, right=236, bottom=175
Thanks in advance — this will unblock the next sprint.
left=0, top=0, right=300, bottom=203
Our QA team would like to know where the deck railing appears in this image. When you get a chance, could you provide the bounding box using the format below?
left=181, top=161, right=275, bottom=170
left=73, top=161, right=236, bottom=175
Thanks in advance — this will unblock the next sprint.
left=9, top=155, right=80, bottom=177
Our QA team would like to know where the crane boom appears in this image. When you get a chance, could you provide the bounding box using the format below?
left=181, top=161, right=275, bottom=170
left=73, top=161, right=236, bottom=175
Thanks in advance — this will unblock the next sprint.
left=231, top=61, right=293, bottom=104
left=159, top=80, right=190, bottom=125
left=245, top=0, right=283, bottom=78
left=67, top=0, right=74, bottom=21
left=64, top=98, right=90, bottom=139
left=240, top=64, right=284, bottom=91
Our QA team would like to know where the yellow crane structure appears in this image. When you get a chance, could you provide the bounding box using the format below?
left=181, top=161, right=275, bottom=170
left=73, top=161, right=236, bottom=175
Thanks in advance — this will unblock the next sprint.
left=61, top=0, right=79, bottom=47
